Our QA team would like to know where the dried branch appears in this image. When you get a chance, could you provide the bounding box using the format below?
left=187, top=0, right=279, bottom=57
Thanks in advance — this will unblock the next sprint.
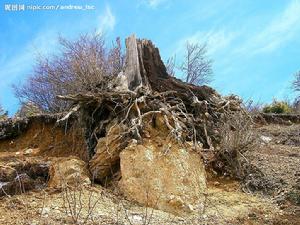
left=14, top=33, right=125, bottom=113
left=180, top=42, right=213, bottom=85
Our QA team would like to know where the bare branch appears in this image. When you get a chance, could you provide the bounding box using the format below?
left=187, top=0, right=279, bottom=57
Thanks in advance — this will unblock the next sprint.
left=180, top=42, right=213, bottom=85
left=293, top=71, right=300, bottom=92
left=13, top=32, right=125, bottom=113
left=165, top=55, right=176, bottom=77
left=0, top=104, right=8, bottom=120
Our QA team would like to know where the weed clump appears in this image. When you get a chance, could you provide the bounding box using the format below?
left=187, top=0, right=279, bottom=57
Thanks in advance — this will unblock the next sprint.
left=263, top=101, right=292, bottom=114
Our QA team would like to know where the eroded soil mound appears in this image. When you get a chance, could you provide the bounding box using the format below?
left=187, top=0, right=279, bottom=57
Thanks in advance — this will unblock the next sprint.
left=0, top=35, right=299, bottom=224
left=0, top=115, right=88, bottom=161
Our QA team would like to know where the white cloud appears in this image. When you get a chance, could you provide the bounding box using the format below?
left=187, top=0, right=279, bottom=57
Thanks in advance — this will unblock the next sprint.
left=177, top=30, right=239, bottom=56
left=148, top=0, right=167, bottom=8
left=138, top=0, right=170, bottom=9
left=174, top=1, right=300, bottom=62
left=98, top=6, right=116, bottom=33
left=0, top=30, right=58, bottom=86
left=237, top=0, right=300, bottom=55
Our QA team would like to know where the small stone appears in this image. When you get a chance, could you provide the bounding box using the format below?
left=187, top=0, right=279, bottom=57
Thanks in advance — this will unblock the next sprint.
left=187, top=204, right=194, bottom=212
left=129, top=214, right=143, bottom=223
left=213, top=181, right=220, bottom=186
left=260, top=135, right=272, bottom=143
left=24, top=148, right=33, bottom=155
left=41, top=207, right=50, bottom=216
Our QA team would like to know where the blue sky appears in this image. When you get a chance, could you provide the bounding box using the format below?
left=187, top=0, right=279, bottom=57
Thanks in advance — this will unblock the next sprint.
left=0, top=0, right=300, bottom=115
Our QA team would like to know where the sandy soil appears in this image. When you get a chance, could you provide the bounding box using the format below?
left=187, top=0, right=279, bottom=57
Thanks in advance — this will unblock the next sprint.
left=0, top=182, right=289, bottom=225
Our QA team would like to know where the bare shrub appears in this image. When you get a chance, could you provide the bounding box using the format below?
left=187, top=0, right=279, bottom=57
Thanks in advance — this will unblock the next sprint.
left=292, top=71, right=300, bottom=111
left=14, top=33, right=125, bottom=113
left=243, top=99, right=263, bottom=115
left=15, top=101, right=42, bottom=118
left=119, top=189, right=159, bottom=225
left=61, top=173, right=102, bottom=225
left=0, top=104, right=8, bottom=120
left=107, top=37, right=125, bottom=77
left=214, top=111, right=257, bottom=178
left=215, top=112, right=275, bottom=194
left=293, top=98, right=300, bottom=113
left=293, top=71, right=300, bottom=92
left=165, top=56, right=176, bottom=77
left=180, top=42, right=213, bottom=85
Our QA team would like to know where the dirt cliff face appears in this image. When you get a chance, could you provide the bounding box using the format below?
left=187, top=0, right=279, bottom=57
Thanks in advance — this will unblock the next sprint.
left=0, top=115, right=89, bottom=197
left=0, top=115, right=88, bottom=161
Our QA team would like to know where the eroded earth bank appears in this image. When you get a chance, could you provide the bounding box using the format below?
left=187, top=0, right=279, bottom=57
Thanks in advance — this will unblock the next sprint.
left=0, top=35, right=299, bottom=225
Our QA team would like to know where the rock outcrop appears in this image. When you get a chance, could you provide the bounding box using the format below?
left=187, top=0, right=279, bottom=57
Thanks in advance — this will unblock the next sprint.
left=119, top=138, right=207, bottom=215
left=48, top=157, right=91, bottom=188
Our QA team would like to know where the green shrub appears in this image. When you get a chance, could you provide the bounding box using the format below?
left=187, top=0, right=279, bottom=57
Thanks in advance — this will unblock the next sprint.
left=263, top=101, right=292, bottom=114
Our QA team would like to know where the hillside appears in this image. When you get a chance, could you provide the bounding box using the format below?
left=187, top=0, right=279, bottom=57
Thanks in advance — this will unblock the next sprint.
left=0, top=35, right=299, bottom=225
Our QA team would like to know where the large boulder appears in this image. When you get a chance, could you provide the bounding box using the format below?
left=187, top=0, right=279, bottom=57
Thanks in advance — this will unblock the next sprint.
left=119, top=138, right=207, bottom=215
left=48, top=157, right=91, bottom=188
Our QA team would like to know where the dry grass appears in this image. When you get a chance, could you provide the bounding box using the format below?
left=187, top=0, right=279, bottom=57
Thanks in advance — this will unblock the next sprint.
left=214, top=111, right=258, bottom=179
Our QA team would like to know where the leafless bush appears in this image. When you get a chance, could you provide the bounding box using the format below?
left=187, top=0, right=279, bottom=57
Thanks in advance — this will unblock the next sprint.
left=61, top=173, right=102, bottom=225
left=214, top=111, right=257, bottom=178
left=165, top=56, right=176, bottom=77
left=293, top=98, right=300, bottom=113
left=243, top=99, right=263, bottom=115
left=0, top=104, right=8, bottom=120
left=180, top=42, right=213, bottom=85
left=118, top=189, right=159, bottom=225
left=164, top=42, right=213, bottom=85
left=14, top=32, right=125, bottom=113
left=292, top=71, right=300, bottom=111
left=293, top=71, right=300, bottom=92
left=15, top=101, right=42, bottom=118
